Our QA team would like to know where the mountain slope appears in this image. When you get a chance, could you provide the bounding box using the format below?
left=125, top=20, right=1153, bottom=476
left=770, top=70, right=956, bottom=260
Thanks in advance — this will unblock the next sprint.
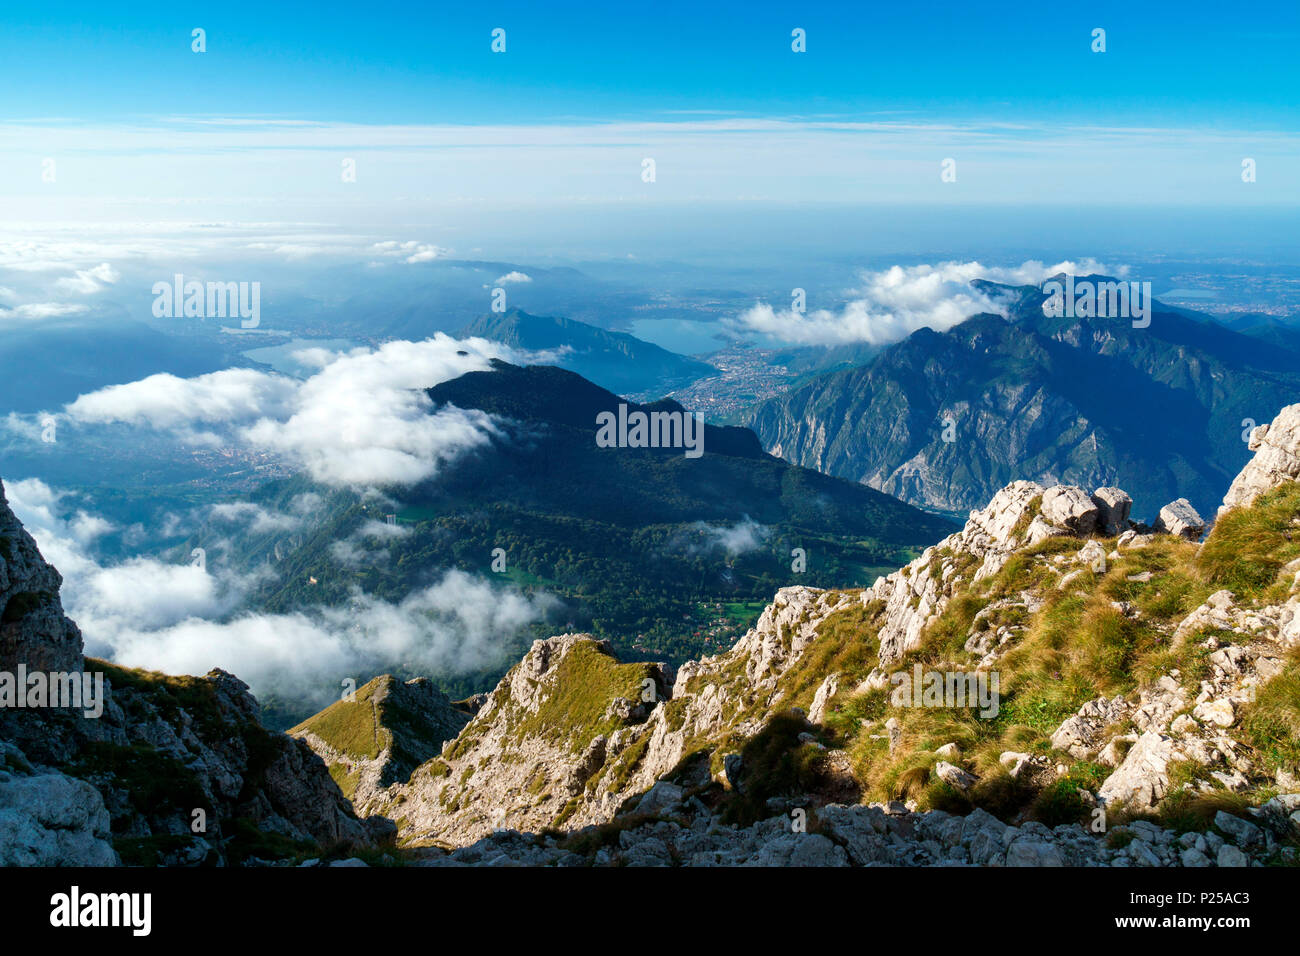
left=330, top=403, right=1300, bottom=866
left=288, top=676, right=471, bottom=815
left=741, top=279, right=1300, bottom=517
left=459, top=308, right=715, bottom=396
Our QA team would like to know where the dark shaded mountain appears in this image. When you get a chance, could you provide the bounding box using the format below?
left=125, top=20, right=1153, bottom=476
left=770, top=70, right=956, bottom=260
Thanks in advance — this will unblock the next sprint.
left=459, top=309, right=715, bottom=396
left=741, top=278, right=1300, bottom=518
left=234, top=363, right=956, bottom=698
left=418, top=362, right=952, bottom=540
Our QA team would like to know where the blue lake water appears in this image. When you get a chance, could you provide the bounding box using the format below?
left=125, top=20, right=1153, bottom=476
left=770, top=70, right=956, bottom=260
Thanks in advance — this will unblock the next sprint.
left=629, top=319, right=727, bottom=356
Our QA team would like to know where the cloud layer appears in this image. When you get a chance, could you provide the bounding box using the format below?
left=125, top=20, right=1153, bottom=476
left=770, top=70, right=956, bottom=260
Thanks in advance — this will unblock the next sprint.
left=5, top=479, right=556, bottom=708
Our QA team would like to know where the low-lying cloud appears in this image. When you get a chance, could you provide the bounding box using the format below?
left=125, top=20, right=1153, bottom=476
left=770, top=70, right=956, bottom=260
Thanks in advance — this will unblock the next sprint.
left=54, top=262, right=121, bottom=295
left=683, top=517, right=770, bottom=557
left=102, top=570, right=556, bottom=709
left=6, top=479, right=556, bottom=709
left=733, top=258, right=1128, bottom=346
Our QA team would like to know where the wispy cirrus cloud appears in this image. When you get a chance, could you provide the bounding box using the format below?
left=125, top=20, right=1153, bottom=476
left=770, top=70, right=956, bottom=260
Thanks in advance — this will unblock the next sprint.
left=3, top=115, right=1296, bottom=211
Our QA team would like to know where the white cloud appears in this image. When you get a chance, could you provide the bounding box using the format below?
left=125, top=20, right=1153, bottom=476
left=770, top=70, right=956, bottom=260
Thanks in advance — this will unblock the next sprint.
left=370, top=240, right=449, bottom=264
left=58, top=335, right=522, bottom=488
left=686, top=517, right=769, bottom=557
left=731, top=258, right=1129, bottom=346
left=209, top=501, right=305, bottom=534
left=66, top=367, right=299, bottom=428
left=54, top=262, right=121, bottom=294
left=330, top=518, right=411, bottom=568
left=103, top=571, right=557, bottom=707
left=495, top=271, right=532, bottom=284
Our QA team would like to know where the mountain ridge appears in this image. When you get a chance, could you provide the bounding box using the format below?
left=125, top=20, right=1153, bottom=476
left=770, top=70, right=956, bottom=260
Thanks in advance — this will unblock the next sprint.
left=741, top=280, right=1300, bottom=517
left=458, top=308, right=715, bottom=397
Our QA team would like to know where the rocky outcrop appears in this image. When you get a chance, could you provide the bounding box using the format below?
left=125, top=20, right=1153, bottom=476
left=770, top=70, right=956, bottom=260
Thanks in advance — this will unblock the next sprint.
left=382, top=634, right=668, bottom=846
left=0, top=742, right=116, bottom=866
left=860, top=479, right=1143, bottom=666
left=1087, top=591, right=1298, bottom=811
left=1, top=483, right=83, bottom=674
left=1220, top=403, right=1300, bottom=514
left=382, top=590, right=853, bottom=848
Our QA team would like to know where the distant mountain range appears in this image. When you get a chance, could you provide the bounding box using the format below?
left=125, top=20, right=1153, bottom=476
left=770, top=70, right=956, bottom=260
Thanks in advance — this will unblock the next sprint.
left=742, top=277, right=1300, bottom=518
left=459, top=308, right=715, bottom=396
left=1215, top=311, right=1300, bottom=354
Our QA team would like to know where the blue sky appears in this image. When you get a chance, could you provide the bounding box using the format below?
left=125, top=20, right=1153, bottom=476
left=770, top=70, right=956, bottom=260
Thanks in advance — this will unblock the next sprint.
left=5, top=1, right=1298, bottom=126
left=1, top=2, right=1297, bottom=215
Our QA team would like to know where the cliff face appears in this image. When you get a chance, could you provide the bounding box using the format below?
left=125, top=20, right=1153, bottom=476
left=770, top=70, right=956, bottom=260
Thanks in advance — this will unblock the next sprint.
left=338, top=403, right=1300, bottom=867
left=1, top=487, right=83, bottom=674
left=0, top=481, right=379, bottom=866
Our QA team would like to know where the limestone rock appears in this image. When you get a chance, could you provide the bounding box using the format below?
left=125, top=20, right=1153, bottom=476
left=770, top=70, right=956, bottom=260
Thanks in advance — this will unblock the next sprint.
left=0, top=758, right=117, bottom=867
left=807, top=673, right=840, bottom=726
left=1153, top=498, right=1205, bottom=540
left=1098, top=732, right=1183, bottom=809
left=1220, top=403, right=1300, bottom=515
left=1051, top=696, right=1129, bottom=760
left=1077, top=540, right=1109, bottom=571
left=1213, top=811, right=1263, bottom=849
left=1091, top=487, right=1133, bottom=535
left=934, top=761, right=977, bottom=791
left=1040, top=486, right=1101, bottom=535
